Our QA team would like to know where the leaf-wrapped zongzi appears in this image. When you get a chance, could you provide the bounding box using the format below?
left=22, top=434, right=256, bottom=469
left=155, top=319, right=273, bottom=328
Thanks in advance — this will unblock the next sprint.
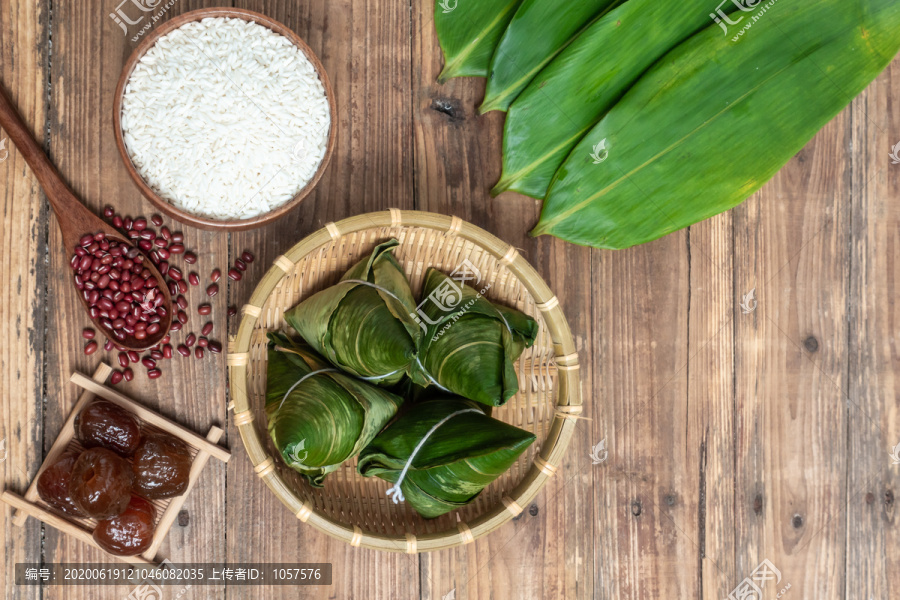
left=357, top=396, right=536, bottom=518
left=266, top=333, right=404, bottom=487
left=409, top=267, right=538, bottom=406
left=285, top=239, right=421, bottom=385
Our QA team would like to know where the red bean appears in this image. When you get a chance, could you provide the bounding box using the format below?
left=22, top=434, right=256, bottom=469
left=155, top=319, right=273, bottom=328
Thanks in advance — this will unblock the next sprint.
left=198, top=337, right=208, bottom=348
left=210, top=269, right=221, bottom=283
left=110, top=370, right=124, bottom=385
left=104, top=339, right=115, bottom=352
left=112, top=216, right=124, bottom=229
left=227, top=306, right=237, bottom=317
left=206, top=283, right=219, bottom=298
left=177, top=310, right=188, bottom=324
left=147, top=369, right=162, bottom=379
left=163, top=344, right=173, bottom=359
left=142, top=358, right=156, bottom=369
left=168, top=243, right=185, bottom=255
left=234, top=259, right=247, bottom=272
left=184, top=252, right=197, bottom=264
left=154, top=237, right=168, bottom=248
left=178, top=281, right=188, bottom=294
left=228, top=269, right=242, bottom=281
left=177, top=344, right=190, bottom=357
left=146, top=323, right=160, bottom=335
left=208, top=341, right=222, bottom=354
left=194, top=347, right=204, bottom=359
left=150, top=349, right=163, bottom=360
left=198, top=304, right=212, bottom=316
left=185, top=333, right=196, bottom=347
left=84, top=341, right=99, bottom=355
left=82, top=328, right=96, bottom=340
left=201, top=322, right=214, bottom=336
left=151, top=214, right=163, bottom=226
left=133, top=218, right=147, bottom=231
left=171, top=232, right=184, bottom=243
left=171, top=321, right=183, bottom=332
left=187, top=273, right=199, bottom=286
left=241, top=251, right=254, bottom=263
left=123, top=367, right=134, bottom=382
left=169, top=267, right=182, bottom=281
left=118, top=352, right=129, bottom=368
left=80, top=234, right=94, bottom=247
left=104, top=206, right=115, bottom=218
left=134, top=330, right=147, bottom=341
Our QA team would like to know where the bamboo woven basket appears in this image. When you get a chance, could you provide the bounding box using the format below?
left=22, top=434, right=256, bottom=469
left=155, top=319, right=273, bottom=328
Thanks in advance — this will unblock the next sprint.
left=228, top=210, right=581, bottom=552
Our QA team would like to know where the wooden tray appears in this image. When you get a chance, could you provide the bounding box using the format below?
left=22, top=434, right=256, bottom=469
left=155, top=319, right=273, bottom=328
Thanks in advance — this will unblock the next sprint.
left=1, top=363, right=230, bottom=565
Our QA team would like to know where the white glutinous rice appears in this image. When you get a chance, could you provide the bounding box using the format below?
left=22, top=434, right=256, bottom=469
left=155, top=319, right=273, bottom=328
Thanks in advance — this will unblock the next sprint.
left=121, top=17, right=331, bottom=221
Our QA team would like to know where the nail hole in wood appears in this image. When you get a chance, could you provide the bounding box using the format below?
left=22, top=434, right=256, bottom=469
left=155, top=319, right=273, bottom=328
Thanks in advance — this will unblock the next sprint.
left=631, top=500, right=642, bottom=517
left=528, top=503, right=539, bottom=517
left=177, top=509, right=190, bottom=527
left=753, top=494, right=763, bottom=515
left=804, top=336, right=819, bottom=353
left=792, top=514, right=803, bottom=528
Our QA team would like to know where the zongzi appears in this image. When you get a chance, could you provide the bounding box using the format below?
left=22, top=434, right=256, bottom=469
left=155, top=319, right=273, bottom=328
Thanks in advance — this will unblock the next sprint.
left=357, top=396, right=536, bottom=518
left=285, top=239, right=421, bottom=385
left=409, top=267, right=538, bottom=406
left=266, top=333, right=404, bottom=487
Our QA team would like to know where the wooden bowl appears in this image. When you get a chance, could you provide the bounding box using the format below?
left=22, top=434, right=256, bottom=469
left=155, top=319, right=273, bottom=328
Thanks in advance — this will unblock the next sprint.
left=112, top=8, right=337, bottom=232
left=228, top=210, right=582, bottom=552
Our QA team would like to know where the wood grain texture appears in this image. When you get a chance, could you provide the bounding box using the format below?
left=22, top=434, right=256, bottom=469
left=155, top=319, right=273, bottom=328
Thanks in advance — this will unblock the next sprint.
left=39, top=2, right=229, bottom=599
left=0, top=0, right=49, bottom=597
left=847, top=60, right=900, bottom=600
left=733, top=112, right=851, bottom=598
left=2, top=0, right=900, bottom=598
left=225, top=0, right=419, bottom=598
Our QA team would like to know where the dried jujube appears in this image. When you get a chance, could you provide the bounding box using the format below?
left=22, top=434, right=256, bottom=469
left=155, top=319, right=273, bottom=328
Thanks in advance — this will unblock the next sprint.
left=69, top=447, right=134, bottom=519
left=131, top=434, right=192, bottom=499
left=93, top=495, right=156, bottom=556
left=75, top=400, right=141, bottom=456
left=36, top=449, right=85, bottom=517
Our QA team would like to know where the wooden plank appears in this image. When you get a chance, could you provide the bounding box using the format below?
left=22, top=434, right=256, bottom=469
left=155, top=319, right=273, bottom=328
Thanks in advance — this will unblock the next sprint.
left=847, top=57, right=900, bottom=600
left=411, top=6, right=595, bottom=599
left=0, top=0, right=49, bottom=596
left=225, top=0, right=419, bottom=598
left=732, top=110, right=851, bottom=597
left=41, top=2, right=229, bottom=598
left=593, top=232, right=693, bottom=599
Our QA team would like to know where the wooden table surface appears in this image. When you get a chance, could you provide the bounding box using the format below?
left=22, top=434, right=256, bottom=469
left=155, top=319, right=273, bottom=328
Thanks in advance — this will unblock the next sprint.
left=2, top=1, right=899, bottom=598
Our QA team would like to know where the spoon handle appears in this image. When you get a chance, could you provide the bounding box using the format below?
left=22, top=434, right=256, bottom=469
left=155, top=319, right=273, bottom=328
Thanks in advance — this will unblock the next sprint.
left=0, top=84, right=96, bottom=246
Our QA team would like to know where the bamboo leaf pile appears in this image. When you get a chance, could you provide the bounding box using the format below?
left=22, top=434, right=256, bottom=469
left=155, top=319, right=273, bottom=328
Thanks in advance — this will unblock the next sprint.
left=435, top=0, right=900, bottom=249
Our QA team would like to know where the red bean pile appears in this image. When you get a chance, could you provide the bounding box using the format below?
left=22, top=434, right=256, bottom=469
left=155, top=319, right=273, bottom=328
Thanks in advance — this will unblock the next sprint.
left=76, top=207, right=252, bottom=384
left=71, top=233, right=164, bottom=344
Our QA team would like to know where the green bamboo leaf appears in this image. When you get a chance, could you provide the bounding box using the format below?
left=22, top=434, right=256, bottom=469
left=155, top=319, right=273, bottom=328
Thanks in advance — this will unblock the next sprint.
left=535, top=0, right=900, bottom=249
left=409, top=268, right=538, bottom=407
left=285, top=239, right=420, bottom=385
left=357, top=396, right=535, bottom=518
left=480, top=0, right=621, bottom=114
left=266, top=333, right=404, bottom=487
left=435, top=0, right=525, bottom=82
left=494, top=0, right=739, bottom=198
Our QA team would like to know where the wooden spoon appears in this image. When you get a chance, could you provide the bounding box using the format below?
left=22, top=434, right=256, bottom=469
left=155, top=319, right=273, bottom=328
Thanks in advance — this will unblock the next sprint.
left=0, top=85, right=172, bottom=352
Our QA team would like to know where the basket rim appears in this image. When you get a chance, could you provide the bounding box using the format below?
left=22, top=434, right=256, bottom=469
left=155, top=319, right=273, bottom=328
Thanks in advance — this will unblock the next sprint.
left=227, top=209, right=582, bottom=552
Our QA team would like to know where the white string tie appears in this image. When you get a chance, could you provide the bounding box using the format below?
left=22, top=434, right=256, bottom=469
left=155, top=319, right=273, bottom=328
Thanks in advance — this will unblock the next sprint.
left=386, top=408, right=482, bottom=504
